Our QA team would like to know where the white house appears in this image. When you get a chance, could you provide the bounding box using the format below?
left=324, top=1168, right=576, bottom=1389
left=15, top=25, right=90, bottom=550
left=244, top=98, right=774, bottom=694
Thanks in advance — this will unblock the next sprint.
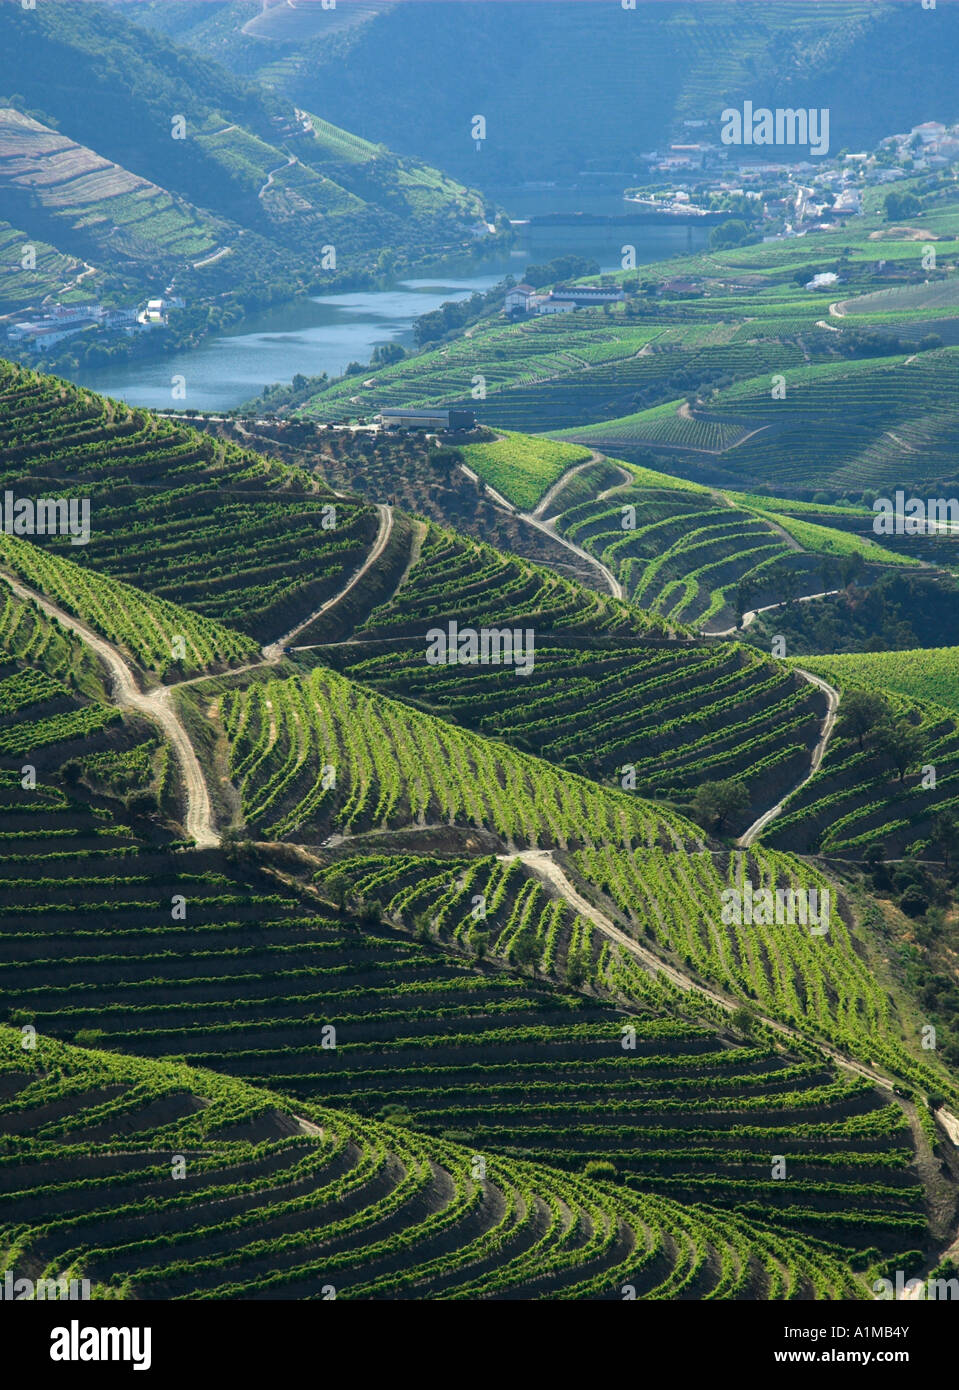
left=504, top=283, right=534, bottom=314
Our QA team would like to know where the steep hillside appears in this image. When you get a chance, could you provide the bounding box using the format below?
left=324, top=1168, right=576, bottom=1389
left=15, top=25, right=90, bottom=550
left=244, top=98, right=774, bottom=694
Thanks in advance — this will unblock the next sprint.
left=0, top=1029, right=872, bottom=1299
left=145, top=1, right=959, bottom=186
left=0, top=750, right=932, bottom=1255
left=800, top=648, right=959, bottom=716
left=2, top=362, right=959, bottom=1301
left=0, top=362, right=380, bottom=643
left=324, top=638, right=827, bottom=832
left=651, top=350, right=959, bottom=497
left=550, top=463, right=916, bottom=633
left=0, top=1, right=493, bottom=327
left=764, top=675, right=959, bottom=858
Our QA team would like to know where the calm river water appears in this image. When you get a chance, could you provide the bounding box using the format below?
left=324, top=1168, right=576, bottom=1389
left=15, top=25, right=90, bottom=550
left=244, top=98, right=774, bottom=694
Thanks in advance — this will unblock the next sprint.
left=70, top=194, right=708, bottom=412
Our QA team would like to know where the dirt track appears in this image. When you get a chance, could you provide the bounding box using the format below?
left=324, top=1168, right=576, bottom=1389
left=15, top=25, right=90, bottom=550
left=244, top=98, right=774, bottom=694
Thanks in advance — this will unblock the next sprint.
left=0, top=570, right=219, bottom=847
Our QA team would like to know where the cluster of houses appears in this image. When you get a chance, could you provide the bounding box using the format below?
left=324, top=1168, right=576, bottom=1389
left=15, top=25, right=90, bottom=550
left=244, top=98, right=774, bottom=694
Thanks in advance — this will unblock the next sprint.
left=504, top=283, right=625, bottom=318
left=5, top=295, right=183, bottom=353
left=878, top=121, right=959, bottom=176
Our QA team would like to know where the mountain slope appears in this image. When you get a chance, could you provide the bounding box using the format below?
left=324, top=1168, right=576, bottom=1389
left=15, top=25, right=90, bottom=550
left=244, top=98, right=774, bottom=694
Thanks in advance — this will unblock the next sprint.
left=0, top=1, right=492, bottom=321
left=0, top=1028, right=871, bottom=1299
left=152, top=1, right=959, bottom=185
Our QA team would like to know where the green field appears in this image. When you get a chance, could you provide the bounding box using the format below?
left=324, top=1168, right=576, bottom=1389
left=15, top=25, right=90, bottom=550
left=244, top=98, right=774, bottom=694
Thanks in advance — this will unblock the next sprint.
left=800, top=648, right=959, bottom=715
left=459, top=433, right=592, bottom=510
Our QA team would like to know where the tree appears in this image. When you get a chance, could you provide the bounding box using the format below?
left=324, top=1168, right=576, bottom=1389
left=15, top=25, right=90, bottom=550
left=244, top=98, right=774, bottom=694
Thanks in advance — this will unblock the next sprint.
left=839, top=552, right=864, bottom=588
left=371, top=342, right=406, bottom=367
left=931, top=811, right=959, bottom=868
left=884, top=190, right=921, bottom=221
left=691, top=778, right=750, bottom=833
left=123, top=788, right=157, bottom=817
left=710, top=218, right=753, bottom=250
left=731, top=1006, right=756, bottom=1037
left=873, top=719, right=924, bottom=782
left=837, top=689, right=889, bottom=750
left=512, top=932, right=540, bottom=974
left=428, top=446, right=461, bottom=476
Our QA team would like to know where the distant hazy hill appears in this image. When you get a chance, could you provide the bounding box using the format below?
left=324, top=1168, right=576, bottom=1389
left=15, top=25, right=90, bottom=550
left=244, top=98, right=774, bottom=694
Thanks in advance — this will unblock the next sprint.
left=139, top=0, right=959, bottom=186
left=0, top=1, right=490, bottom=313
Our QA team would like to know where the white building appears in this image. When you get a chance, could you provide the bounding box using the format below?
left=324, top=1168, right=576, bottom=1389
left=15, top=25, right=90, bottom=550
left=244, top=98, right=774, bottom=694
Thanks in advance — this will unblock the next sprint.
left=833, top=189, right=862, bottom=215
left=533, top=297, right=576, bottom=315
left=504, top=283, right=535, bottom=314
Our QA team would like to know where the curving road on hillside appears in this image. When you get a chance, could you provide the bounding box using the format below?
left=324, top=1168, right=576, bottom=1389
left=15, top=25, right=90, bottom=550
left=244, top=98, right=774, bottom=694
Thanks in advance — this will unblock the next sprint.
left=462, top=453, right=625, bottom=600
left=0, top=570, right=219, bottom=848
left=0, top=504, right=394, bottom=850
left=505, top=846, right=896, bottom=1094
left=263, top=502, right=393, bottom=659
left=735, top=668, right=840, bottom=848
left=709, top=589, right=841, bottom=639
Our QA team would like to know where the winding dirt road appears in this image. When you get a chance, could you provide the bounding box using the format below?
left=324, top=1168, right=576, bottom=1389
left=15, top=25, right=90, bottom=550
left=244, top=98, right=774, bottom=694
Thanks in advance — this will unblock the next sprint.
left=0, top=571, right=218, bottom=848
left=269, top=502, right=393, bottom=657
left=461, top=455, right=625, bottom=600
left=736, top=667, right=840, bottom=848
left=504, top=847, right=895, bottom=1093
left=0, top=504, right=394, bottom=849
left=709, top=588, right=842, bottom=639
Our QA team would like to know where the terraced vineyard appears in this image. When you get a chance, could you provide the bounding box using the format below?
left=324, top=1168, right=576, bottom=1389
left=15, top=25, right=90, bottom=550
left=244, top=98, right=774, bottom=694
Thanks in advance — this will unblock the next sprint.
left=0, top=1030, right=876, bottom=1299
left=0, top=773, right=929, bottom=1254
left=647, top=350, right=959, bottom=496
left=766, top=681, right=959, bottom=858
left=548, top=463, right=909, bottom=631
left=9, top=0, right=959, bottom=1327
left=207, top=658, right=957, bottom=1110
left=216, top=663, right=693, bottom=845
left=2, top=338, right=959, bottom=1309
left=346, top=521, right=659, bottom=640
left=0, top=106, right=222, bottom=268
left=459, top=433, right=592, bottom=511
left=0, top=584, right=120, bottom=758
left=329, top=638, right=826, bottom=827
left=0, top=364, right=380, bottom=643
left=0, top=536, right=256, bottom=679
left=293, top=288, right=822, bottom=433
left=800, top=648, right=959, bottom=717
left=556, top=400, right=752, bottom=454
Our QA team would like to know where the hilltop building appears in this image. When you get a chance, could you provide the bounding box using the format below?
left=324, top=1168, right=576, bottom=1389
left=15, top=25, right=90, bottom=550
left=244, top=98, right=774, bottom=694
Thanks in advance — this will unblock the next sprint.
left=379, top=407, right=476, bottom=432
left=504, top=283, right=535, bottom=314
left=504, top=283, right=624, bottom=318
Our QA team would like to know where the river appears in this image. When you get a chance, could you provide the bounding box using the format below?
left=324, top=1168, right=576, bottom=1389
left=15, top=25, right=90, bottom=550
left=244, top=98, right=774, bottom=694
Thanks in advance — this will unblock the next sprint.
left=70, top=193, right=709, bottom=412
